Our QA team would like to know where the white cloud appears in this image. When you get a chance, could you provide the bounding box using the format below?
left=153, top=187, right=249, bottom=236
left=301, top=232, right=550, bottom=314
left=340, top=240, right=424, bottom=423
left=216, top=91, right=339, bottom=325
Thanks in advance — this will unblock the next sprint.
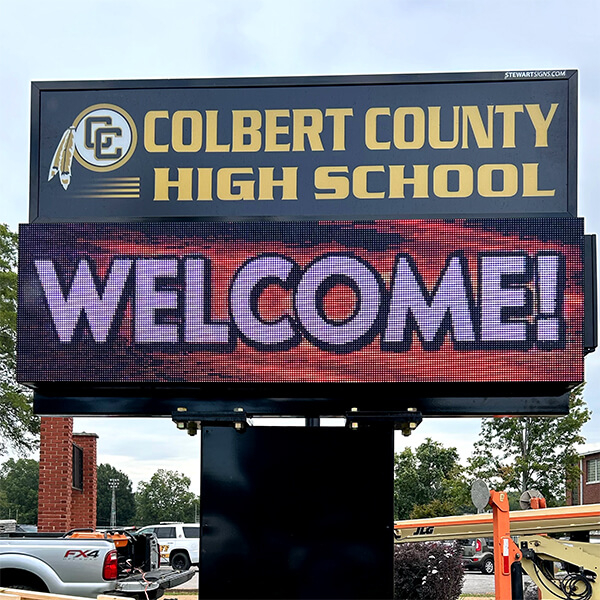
left=75, top=417, right=201, bottom=491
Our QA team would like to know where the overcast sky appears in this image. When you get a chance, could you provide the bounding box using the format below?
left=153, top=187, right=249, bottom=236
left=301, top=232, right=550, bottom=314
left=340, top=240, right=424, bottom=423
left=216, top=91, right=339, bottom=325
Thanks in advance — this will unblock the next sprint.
left=2, top=0, right=600, bottom=496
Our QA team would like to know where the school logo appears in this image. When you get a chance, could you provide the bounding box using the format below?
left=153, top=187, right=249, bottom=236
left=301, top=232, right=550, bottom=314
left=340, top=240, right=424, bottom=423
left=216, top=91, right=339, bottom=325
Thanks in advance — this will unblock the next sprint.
left=48, top=104, right=137, bottom=190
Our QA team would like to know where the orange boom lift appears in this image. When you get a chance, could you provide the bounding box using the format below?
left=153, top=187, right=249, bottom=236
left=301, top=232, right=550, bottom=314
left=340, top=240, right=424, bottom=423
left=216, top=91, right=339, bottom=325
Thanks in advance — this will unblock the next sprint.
left=394, top=485, right=600, bottom=600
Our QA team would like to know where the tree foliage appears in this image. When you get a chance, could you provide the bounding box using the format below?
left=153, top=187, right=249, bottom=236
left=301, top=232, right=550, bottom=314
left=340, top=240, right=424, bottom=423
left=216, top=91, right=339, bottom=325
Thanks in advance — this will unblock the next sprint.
left=135, top=469, right=199, bottom=525
left=0, top=224, right=39, bottom=456
left=468, top=384, right=590, bottom=505
left=97, top=463, right=136, bottom=527
left=394, top=438, right=470, bottom=520
left=0, top=458, right=39, bottom=524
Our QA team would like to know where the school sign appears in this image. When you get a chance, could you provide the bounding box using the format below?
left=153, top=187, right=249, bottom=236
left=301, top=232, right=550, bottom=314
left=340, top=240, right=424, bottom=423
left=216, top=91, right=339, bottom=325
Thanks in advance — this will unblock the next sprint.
left=20, top=71, right=594, bottom=415
left=30, top=71, right=576, bottom=222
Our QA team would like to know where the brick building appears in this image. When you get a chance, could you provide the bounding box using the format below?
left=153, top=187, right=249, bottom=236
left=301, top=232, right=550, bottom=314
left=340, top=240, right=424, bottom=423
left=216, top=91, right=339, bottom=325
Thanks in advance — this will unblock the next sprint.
left=567, top=448, right=600, bottom=506
left=37, top=417, right=98, bottom=532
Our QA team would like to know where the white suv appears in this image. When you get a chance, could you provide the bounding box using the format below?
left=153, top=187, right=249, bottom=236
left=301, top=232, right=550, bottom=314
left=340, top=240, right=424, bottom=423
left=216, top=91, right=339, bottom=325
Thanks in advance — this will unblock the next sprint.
left=136, top=522, right=200, bottom=571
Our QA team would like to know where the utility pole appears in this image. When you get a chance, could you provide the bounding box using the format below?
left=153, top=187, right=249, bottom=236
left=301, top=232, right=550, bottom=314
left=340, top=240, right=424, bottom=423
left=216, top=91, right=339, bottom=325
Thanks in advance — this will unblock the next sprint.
left=109, top=478, right=119, bottom=528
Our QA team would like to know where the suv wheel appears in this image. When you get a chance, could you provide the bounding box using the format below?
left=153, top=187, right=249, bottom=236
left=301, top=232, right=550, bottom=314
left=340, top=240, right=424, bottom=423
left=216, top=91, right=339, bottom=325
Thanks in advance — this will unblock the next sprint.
left=481, top=557, right=494, bottom=575
left=171, top=551, right=191, bottom=571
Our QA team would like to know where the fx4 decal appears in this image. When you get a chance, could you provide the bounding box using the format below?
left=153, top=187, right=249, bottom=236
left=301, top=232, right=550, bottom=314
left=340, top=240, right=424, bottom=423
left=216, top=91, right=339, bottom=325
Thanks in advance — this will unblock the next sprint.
left=64, top=549, right=101, bottom=559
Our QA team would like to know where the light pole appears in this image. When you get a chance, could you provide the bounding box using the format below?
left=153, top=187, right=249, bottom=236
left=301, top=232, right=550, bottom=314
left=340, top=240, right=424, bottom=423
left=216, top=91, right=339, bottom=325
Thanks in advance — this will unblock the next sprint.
left=109, top=479, right=119, bottom=528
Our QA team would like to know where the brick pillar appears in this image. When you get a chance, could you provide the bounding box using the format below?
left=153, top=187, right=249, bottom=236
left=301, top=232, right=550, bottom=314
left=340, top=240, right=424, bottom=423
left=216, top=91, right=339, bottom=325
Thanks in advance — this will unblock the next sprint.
left=38, top=418, right=99, bottom=532
left=71, top=433, right=98, bottom=529
left=38, top=417, right=74, bottom=532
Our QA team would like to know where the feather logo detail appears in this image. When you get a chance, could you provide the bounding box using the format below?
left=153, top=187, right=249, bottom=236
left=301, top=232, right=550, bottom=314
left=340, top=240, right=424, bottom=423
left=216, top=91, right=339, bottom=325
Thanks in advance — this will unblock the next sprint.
left=48, top=126, right=76, bottom=190
left=47, top=105, right=137, bottom=190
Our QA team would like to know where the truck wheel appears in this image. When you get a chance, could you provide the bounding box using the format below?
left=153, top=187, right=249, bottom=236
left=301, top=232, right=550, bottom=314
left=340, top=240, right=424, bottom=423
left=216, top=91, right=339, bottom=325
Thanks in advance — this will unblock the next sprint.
left=171, top=551, right=191, bottom=571
left=8, top=586, right=39, bottom=591
left=481, top=557, right=494, bottom=575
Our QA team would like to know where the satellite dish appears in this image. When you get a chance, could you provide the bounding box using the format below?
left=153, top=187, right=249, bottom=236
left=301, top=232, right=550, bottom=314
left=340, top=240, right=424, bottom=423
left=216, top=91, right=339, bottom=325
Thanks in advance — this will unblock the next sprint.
left=471, top=479, right=490, bottom=511
left=519, top=489, right=544, bottom=510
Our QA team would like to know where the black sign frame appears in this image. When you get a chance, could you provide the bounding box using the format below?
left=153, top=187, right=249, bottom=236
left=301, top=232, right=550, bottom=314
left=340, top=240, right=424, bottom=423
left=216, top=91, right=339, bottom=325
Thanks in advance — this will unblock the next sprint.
left=32, top=388, right=571, bottom=417
left=30, top=70, right=578, bottom=223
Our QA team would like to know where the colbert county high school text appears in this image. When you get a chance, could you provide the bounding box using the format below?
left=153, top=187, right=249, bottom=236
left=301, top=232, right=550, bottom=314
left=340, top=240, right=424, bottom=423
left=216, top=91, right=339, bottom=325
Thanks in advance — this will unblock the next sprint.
left=143, top=104, right=558, bottom=202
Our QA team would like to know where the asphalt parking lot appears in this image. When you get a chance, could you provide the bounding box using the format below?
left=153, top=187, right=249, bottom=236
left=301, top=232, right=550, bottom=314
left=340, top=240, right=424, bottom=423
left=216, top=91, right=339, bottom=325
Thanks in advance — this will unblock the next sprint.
left=168, top=567, right=198, bottom=591
left=170, top=568, right=534, bottom=596
left=461, top=571, right=495, bottom=595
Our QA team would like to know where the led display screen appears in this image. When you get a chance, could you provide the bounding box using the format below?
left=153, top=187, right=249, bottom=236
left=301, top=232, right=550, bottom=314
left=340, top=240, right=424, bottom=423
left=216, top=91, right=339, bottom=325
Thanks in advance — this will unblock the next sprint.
left=17, top=219, right=584, bottom=390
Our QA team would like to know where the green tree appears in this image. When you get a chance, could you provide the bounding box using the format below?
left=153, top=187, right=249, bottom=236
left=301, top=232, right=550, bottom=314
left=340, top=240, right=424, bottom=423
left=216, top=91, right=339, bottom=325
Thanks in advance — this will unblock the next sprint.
left=468, top=384, right=590, bottom=506
left=394, top=438, right=470, bottom=520
left=0, top=458, right=39, bottom=524
left=97, top=463, right=136, bottom=527
left=0, top=224, right=39, bottom=456
left=135, top=469, right=198, bottom=525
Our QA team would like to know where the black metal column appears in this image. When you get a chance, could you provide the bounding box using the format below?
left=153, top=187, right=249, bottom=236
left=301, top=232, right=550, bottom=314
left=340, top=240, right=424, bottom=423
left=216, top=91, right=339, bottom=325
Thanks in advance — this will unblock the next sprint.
left=511, top=562, right=524, bottom=600
left=198, top=424, right=394, bottom=600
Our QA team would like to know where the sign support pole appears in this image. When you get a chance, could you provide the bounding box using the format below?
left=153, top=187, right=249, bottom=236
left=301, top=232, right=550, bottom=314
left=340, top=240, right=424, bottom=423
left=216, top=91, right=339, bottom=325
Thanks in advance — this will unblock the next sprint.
left=174, top=409, right=422, bottom=599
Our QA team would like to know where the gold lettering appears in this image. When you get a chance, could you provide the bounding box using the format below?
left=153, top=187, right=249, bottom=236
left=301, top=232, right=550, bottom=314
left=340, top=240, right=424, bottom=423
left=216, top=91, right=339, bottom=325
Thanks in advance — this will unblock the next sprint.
left=171, top=110, right=203, bottom=153
left=144, top=111, right=170, bottom=152
left=428, top=106, right=459, bottom=150
left=495, top=105, right=524, bottom=149
left=389, top=165, right=429, bottom=198
left=365, top=108, right=391, bottom=150
left=525, top=103, right=558, bottom=147
left=292, top=109, right=324, bottom=151
left=325, top=108, right=353, bottom=151
left=522, top=163, right=555, bottom=196
left=232, top=110, right=262, bottom=152
left=217, top=167, right=255, bottom=200
left=314, top=166, right=350, bottom=199
left=197, top=168, right=213, bottom=201
left=393, top=107, right=425, bottom=150
left=258, top=167, right=298, bottom=200
left=353, top=165, right=385, bottom=199
left=265, top=110, right=291, bottom=152
left=153, top=168, right=193, bottom=201
left=461, top=106, right=494, bottom=148
left=477, top=164, right=518, bottom=197
left=205, top=111, right=231, bottom=152
left=433, top=164, right=473, bottom=198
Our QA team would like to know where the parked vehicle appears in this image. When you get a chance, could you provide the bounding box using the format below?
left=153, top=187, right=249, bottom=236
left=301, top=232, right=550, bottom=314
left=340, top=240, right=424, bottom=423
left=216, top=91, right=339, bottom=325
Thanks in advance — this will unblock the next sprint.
left=0, top=520, right=35, bottom=534
left=460, top=537, right=494, bottom=574
left=0, top=520, right=19, bottom=533
left=136, top=523, right=200, bottom=571
left=0, top=528, right=194, bottom=598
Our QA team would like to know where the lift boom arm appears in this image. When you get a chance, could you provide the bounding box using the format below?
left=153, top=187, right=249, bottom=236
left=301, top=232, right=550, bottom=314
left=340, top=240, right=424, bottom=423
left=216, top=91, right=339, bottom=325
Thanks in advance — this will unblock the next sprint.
left=519, top=534, right=600, bottom=600
left=394, top=504, right=600, bottom=542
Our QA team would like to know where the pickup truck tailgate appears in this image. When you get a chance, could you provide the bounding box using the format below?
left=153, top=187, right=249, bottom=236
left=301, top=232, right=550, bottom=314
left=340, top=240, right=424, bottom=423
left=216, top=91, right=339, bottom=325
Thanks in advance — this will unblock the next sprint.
left=116, top=568, right=195, bottom=593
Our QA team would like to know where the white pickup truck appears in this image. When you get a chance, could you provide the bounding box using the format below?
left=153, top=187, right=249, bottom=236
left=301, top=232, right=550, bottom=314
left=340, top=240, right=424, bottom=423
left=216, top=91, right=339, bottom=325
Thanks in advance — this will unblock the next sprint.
left=0, top=528, right=194, bottom=599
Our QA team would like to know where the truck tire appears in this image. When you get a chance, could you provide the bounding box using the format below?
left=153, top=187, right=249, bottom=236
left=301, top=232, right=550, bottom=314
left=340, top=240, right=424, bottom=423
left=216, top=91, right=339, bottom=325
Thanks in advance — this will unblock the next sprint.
left=481, top=557, right=494, bottom=575
left=6, top=582, right=48, bottom=591
left=8, top=586, right=38, bottom=591
left=0, top=570, right=48, bottom=592
left=171, top=551, right=191, bottom=571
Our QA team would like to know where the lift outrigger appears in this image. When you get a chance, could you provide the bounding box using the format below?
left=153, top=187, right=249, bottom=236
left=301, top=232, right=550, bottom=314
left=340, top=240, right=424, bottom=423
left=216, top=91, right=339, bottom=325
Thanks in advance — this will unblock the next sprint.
left=394, top=484, right=600, bottom=600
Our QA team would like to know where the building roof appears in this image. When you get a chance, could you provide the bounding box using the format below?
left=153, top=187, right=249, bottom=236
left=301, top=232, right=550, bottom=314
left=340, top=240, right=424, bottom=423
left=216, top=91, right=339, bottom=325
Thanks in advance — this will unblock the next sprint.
left=576, top=443, right=600, bottom=458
